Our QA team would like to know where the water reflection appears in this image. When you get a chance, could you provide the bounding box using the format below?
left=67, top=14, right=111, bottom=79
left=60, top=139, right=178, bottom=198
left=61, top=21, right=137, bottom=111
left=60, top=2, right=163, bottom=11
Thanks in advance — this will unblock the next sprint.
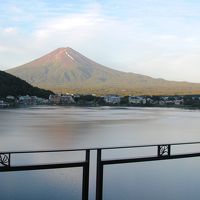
left=0, top=168, right=82, bottom=200
left=1, top=106, right=200, bottom=151
left=104, top=157, right=200, bottom=200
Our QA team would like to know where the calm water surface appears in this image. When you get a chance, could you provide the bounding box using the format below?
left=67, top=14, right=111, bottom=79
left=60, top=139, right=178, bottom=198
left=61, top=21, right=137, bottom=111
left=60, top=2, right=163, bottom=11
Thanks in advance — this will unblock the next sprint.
left=0, top=106, right=200, bottom=200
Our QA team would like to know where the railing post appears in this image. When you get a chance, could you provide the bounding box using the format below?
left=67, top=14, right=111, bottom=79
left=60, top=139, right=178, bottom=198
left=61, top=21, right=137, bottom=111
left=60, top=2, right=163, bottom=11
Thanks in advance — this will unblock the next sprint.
left=96, top=149, right=104, bottom=200
left=8, top=153, right=11, bottom=167
left=82, top=149, right=90, bottom=200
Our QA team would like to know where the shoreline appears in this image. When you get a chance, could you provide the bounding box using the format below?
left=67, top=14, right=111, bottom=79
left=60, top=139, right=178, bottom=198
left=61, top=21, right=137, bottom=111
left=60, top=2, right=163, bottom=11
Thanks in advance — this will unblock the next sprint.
left=1, top=103, right=200, bottom=111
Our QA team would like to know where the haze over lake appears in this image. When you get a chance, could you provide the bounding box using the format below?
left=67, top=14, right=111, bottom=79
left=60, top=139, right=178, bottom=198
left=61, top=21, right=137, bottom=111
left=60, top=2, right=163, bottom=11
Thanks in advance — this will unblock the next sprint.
left=1, top=106, right=200, bottom=200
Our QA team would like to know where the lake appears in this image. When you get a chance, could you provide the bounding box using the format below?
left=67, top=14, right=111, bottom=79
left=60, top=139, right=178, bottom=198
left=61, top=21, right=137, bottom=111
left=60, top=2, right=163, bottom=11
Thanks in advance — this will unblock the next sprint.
left=0, top=106, right=200, bottom=200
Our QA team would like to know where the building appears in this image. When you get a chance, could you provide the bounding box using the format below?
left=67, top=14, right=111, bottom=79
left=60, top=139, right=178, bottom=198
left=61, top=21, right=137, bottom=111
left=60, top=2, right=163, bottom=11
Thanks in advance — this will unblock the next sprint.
left=104, top=95, right=121, bottom=104
left=174, top=99, right=184, bottom=105
left=129, top=96, right=146, bottom=104
left=18, top=95, right=32, bottom=105
left=6, top=96, right=15, bottom=101
left=49, top=94, right=61, bottom=104
left=60, top=94, right=75, bottom=104
left=0, top=100, right=9, bottom=107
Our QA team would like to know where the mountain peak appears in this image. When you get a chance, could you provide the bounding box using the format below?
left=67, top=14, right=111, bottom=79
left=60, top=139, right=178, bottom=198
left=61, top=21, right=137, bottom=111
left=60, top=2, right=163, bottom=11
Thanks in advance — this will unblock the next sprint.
left=54, top=47, right=75, bottom=52
left=37, top=47, right=78, bottom=66
left=50, top=47, right=72, bottom=54
left=52, top=47, right=79, bottom=59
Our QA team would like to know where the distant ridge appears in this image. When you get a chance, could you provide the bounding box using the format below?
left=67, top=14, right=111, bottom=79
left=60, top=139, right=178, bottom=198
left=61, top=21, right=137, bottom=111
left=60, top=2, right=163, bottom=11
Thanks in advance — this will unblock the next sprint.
left=0, top=71, right=53, bottom=98
left=7, top=47, right=200, bottom=95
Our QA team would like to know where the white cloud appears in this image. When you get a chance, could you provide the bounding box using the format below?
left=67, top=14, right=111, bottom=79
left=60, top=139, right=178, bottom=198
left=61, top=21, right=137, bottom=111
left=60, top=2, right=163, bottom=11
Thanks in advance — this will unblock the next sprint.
left=3, top=27, right=18, bottom=34
left=1, top=0, right=200, bottom=82
left=135, top=52, right=200, bottom=82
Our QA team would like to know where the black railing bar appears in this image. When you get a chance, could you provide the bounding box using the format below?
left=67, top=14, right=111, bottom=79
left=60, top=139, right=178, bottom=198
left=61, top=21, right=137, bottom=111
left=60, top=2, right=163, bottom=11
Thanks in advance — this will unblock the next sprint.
left=82, top=150, right=90, bottom=200
left=0, top=161, right=87, bottom=172
left=100, top=141, right=200, bottom=150
left=2, top=141, right=200, bottom=154
left=10, top=160, right=87, bottom=167
left=96, top=149, right=103, bottom=200
left=101, top=152, right=200, bottom=165
left=1, top=149, right=88, bottom=154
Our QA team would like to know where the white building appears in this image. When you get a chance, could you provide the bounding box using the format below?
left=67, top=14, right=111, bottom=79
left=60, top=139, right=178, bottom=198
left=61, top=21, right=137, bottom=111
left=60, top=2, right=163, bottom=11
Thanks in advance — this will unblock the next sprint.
left=60, top=94, right=75, bottom=104
left=0, top=100, right=9, bottom=107
left=18, top=95, right=31, bottom=105
left=129, top=96, right=146, bottom=104
left=174, top=99, right=184, bottom=105
left=104, top=95, right=121, bottom=104
left=6, top=96, right=15, bottom=100
left=49, top=94, right=61, bottom=104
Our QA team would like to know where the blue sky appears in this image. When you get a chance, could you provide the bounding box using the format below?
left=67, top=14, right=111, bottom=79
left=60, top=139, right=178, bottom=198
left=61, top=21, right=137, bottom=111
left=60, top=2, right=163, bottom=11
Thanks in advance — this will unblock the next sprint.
left=1, top=0, right=200, bottom=82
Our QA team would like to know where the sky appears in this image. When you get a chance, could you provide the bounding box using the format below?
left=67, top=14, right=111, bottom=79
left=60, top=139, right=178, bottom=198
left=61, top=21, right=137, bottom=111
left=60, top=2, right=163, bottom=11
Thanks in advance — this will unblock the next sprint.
left=1, top=0, right=200, bottom=82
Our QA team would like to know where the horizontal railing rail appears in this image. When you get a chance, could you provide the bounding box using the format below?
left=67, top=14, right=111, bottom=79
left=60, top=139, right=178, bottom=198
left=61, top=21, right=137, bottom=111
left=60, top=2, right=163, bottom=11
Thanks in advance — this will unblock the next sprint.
left=2, top=140, right=200, bottom=154
left=1, top=141, right=200, bottom=200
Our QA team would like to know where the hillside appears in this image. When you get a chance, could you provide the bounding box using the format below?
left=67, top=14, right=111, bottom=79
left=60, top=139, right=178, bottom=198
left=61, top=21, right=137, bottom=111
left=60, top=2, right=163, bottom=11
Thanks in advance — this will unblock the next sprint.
left=0, top=71, right=53, bottom=98
left=7, top=47, right=200, bottom=95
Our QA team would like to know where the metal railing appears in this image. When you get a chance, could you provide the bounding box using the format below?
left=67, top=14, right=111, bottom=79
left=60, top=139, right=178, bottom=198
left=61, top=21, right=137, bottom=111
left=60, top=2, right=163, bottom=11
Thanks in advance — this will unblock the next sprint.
left=0, top=149, right=90, bottom=200
left=1, top=141, right=200, bottom=200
